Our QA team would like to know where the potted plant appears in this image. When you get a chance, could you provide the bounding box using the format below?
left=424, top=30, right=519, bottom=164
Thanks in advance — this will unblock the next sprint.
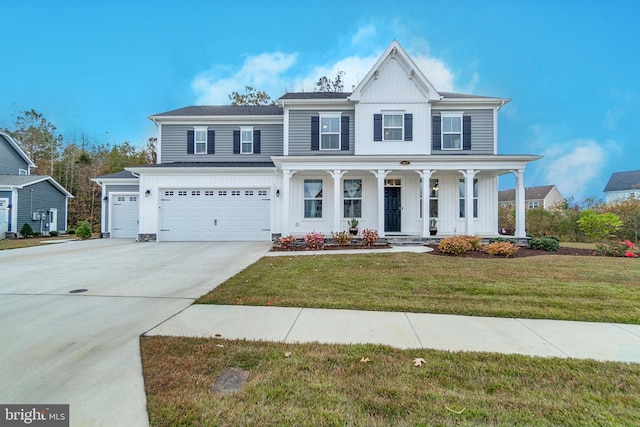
left=348, top=218, right=359, bottom=235
left=429, top=217, right=438, bottom=236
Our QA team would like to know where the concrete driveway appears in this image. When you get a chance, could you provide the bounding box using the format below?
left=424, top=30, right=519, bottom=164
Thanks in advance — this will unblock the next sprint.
left=0, top=238, right=270, bottom=426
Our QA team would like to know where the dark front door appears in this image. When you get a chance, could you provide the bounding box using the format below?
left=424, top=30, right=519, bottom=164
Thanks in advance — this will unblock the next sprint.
left=384, top=187, right=401, bottom=232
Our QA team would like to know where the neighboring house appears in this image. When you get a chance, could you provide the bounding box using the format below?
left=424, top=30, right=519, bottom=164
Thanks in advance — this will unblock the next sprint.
left=93, top=40, right=540, bottom=242
left=498, top=185, right=564, bottom=210
left=0, top=131, right=73, bottom=238
left=603, top=170, right=640, bottom=203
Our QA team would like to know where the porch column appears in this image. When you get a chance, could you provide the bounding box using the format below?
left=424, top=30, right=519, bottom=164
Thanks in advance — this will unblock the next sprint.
left=371, top=169, right=388, bottom=237
left=461, top=169, right=477, bottom=235
left=329, top=170, right=346, bottom=233
left=514, top=169, right=526, bottom=238
left=416, top=170, right=432, bottom=238
left=281, top=169, right=292, bottom=236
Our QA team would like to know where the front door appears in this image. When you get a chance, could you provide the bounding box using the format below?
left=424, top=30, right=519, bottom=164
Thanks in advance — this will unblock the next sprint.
left=384, top=187, right=401, bottom=232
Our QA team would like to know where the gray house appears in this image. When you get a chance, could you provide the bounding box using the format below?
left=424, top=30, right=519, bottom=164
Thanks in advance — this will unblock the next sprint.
left=604, top=170, right=640, bottom=203
left=498, top=185, right=564, bottom=210
left=0, top=131, right=73, bottom=238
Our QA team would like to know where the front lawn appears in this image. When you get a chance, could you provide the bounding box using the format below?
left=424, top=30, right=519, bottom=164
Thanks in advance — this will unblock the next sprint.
left=142, top=336, right=640, bottom=426
left=0, top=235, right=77, bottom=250
left=197, top=253, right=640, bottom=324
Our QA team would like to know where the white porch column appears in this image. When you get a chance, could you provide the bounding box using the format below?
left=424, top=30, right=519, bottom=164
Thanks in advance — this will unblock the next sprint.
left=416, top=170, right=432, bottom=238
left=371, top=169, right=388, bottom=237
left=460, top=169, right=477, bottom=235
left=514, top=169, right=526, bottom=238
left=329, top=170, right=346, bottom=233
left=281, top=170, right=292, bottom=236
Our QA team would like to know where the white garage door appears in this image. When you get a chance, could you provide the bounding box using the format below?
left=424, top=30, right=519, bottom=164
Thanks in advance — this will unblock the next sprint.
left=159, top=188, right=271, bottom=241
left=111, top=195, right=139, bottom=239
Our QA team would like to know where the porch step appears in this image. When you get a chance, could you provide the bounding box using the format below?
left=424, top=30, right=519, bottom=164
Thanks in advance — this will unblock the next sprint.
left=386, top=236, right=427, bottom=246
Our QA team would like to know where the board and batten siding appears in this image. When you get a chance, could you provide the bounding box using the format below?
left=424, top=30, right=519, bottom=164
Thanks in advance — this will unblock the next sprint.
left=431, top=109, right=494, bottom=155
left=104, top=184, right=139, bottom=231
left=16, top=181, right=67, bottom=232
left=288, top=110, right=355, bottom=155
left=0, top=135, right=29, bottom=174
left=160, top=124, right=283, bottom=163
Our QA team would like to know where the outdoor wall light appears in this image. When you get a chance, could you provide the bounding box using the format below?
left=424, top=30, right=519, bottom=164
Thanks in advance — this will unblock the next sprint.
left=145, top=189, right=151, bottom=196
left=103, top=196, right=108, bottom=201
left=276, top=189, right=280, bottom=197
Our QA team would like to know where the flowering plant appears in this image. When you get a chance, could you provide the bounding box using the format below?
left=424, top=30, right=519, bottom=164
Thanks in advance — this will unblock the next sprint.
left=278, top=235, right=296, bottom=249
left=332, top=230, right=353, bottom=245
left=596, top=239, right=639, bottom=257
left=361, top=229, right=380, bottom=247
left=303, top=232, right=324, bottom=250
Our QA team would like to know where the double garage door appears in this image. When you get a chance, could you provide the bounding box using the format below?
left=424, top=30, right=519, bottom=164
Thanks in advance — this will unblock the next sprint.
left=159, top=188, right=271, bottom=241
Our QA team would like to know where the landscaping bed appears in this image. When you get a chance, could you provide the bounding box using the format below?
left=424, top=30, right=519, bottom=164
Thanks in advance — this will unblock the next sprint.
left=427, top=245, right=596, bottom=258
left=271, top=242, right=391, bottom=251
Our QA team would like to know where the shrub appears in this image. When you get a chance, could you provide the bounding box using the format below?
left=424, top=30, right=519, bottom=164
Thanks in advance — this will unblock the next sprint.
left=577, top=210, right=622, bottom=242
left=529, top=237, right=559, bottom=252
left=489, top=237, right=516, bottom=244
left=278, top=235, right=296, bottom=249
left=596, top=240, right=639, bottom=258
left=438, top=236, right=473, bottom=255
left=464, top=235, right=482, bottom=250
left=32, top=231, right=41, bottom=237
left=49, top=230, right=59, bottom=237
left=75, top=221, right=92, bottom=239
left=332, top=231, right=352, bottom=246
left=67, top=228, right=76, bottom=235
left=546, top=235, right=560, bottom=242
left=20, top=223, right=34, bottom=237
left=303, top=232, right=324, bottom=250
left=483, top=241, right=519, bottom=257
left=361, top=229, right=379, bottom=247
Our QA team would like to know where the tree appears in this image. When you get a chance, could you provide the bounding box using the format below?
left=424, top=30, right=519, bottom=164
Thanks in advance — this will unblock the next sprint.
left=228, top=86, right=276, bottom=106
left=314, top=71, right=345, bottom=92
left=5, top=109, right=63, bottom=176
left=604, top=198, right=640, bottom=243
left=577, top=210, right=623, bottom=242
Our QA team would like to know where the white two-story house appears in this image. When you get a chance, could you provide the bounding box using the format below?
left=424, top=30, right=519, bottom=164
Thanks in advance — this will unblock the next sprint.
left=93, top=41, right=540, bottom=242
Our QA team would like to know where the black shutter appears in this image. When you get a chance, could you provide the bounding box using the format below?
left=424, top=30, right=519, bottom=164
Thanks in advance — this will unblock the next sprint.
left=253, top=129, right=261, bottom=154
left=207, top=130, right=215, bottom=154
left=187, top=130, right=194, bottom=154
left=373, top=114, right=382, bottom=141
left=341, top=116, right=350, bottom=151
left=311, top=116, right=319, bottom=151
left=431, top=116, right=441, bottom=150
left=404, top=114, right=413, bottom=141
left=463, top=116, right=471, bottom=150
left=233, top=130, right=240, bottom=154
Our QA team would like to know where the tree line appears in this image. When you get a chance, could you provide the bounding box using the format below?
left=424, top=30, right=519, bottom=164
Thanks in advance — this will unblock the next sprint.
left=2, top=109, right=155, bottom=229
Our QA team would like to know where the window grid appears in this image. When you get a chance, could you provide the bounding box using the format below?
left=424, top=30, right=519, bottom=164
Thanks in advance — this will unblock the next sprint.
left=320, top=115, right=340, bottom=150
left=343, top=179, right=362, bottom=218
left=304, top=179, right=323, bottom=218
left=240, top=128, right=253, bottom=154
left=383, top=114, right=403, bottom=141
left=194, top=129, right=207, bottom=154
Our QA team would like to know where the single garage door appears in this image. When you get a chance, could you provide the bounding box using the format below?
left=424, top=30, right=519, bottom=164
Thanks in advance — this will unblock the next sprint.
left=111, top=194, right=139, bottom=238
left=159, top=188, right=271, bottom=241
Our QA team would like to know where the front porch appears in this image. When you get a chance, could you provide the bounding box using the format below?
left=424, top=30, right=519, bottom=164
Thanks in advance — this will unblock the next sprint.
left=273, top=155, right=538, bottom=240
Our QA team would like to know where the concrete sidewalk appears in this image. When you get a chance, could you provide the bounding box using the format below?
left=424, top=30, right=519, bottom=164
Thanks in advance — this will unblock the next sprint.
left=146, top=304, right=640, bottom=363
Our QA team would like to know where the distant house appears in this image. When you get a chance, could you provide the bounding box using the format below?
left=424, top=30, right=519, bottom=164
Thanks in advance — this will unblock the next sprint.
left=498, top=185, right=564, bottom=210
left=603, top=170, right=640, bottom=203
left=0, top=131, right=73, bottom=238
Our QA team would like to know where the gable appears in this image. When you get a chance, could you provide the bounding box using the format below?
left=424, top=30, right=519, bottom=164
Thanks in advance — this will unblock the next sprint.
left=350, top=40, right=440, bottom=102
left=604, top=170, right=640, bottom=192
left=0, top=132, right=35, bottom=174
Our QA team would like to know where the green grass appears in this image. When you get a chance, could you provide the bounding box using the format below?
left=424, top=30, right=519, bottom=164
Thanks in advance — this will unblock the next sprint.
left=142, top=336, right=640, bottom=427
left=560, top=241, right=597, bottom=250
left=197, top=253, right=640, bottom=324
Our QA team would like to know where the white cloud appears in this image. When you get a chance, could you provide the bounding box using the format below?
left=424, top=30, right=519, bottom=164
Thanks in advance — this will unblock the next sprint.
left=192, top=52, right=298, bottom=104
left=351, top=24, right=377, bottom=45
left=538, top=139, right=608, bottom=200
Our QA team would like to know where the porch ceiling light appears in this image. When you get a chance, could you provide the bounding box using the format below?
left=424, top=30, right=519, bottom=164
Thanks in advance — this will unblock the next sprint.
left=400, top=160, right=410, bottom=165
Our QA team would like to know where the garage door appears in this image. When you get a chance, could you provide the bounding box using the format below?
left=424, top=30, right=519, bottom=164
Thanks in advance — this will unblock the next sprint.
left=159, top=188, right=271, bottom=241
left=110, top=195, right=139, bottom=239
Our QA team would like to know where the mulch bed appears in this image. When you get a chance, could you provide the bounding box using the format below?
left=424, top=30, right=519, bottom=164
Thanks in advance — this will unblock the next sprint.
left=426, top=246, right=596, bottom=258
left=271, top=243, right=392, bottom=252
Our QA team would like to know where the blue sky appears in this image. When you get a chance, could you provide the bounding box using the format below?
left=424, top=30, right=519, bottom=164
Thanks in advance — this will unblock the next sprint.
left=1, top=0, right=638, bottom=201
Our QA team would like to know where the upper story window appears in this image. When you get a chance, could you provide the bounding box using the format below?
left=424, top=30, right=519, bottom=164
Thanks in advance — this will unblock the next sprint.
left=320, top=114, right=340, bottom=150
left=240, top=127, right=253, bottom=154
left=442, top=114, right=463, bottom=150
left=19, top=169, right=28, bottom=175
left=194, top=127, right=207, bottom=154
left=383, top=114, right=403, bottom=141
